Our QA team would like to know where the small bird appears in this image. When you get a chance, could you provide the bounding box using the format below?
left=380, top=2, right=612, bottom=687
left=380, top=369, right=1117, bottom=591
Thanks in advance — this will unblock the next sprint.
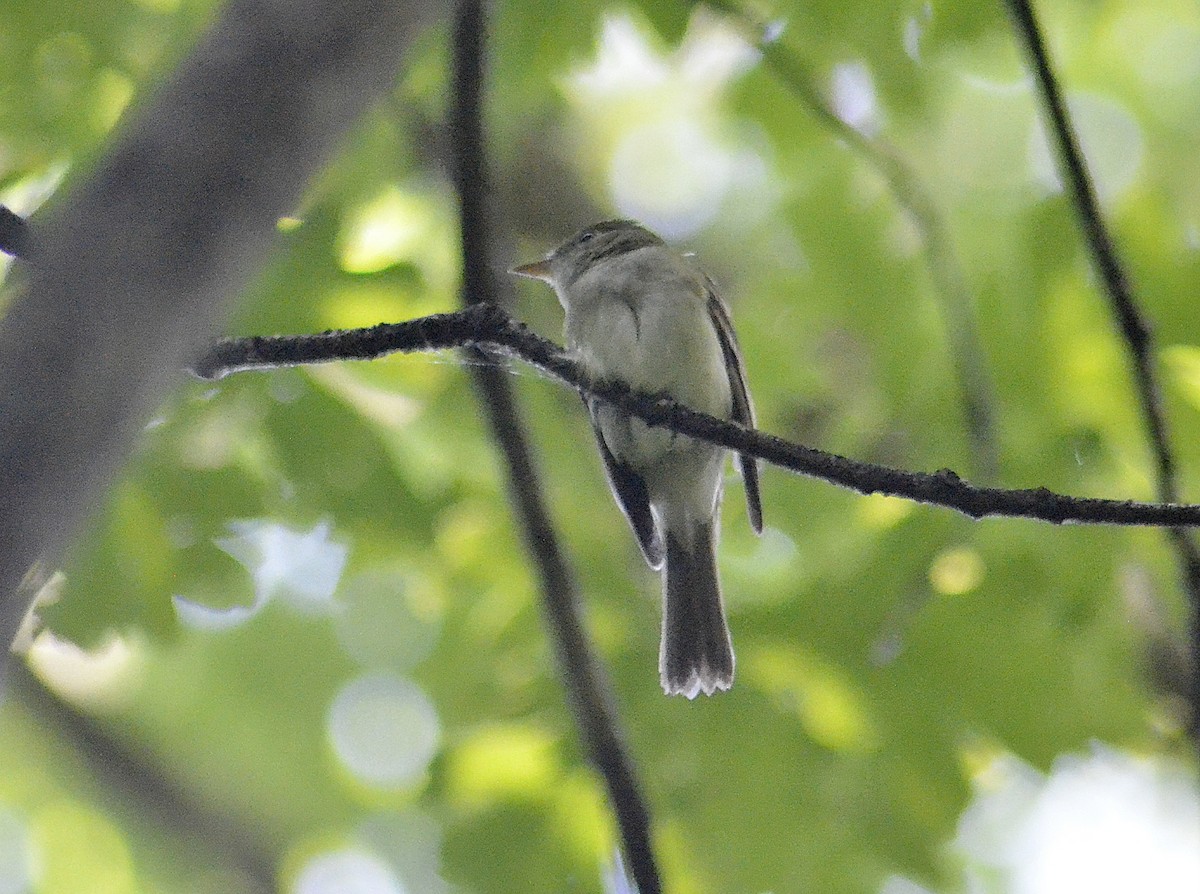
left=511, top=220, right=762, bottom=698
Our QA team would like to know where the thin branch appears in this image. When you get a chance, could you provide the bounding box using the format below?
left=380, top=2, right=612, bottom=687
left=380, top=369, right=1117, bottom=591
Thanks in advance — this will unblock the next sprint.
left=1001, top=1, right=1174, bottom=495
left=702, top=0, right=999, bottom=480
left=0, top=205, right=29, bottom=257
left=1004, top=0, right=1200, bottom=740
left=191, top=304, right=1200, bottom=530
left=448, top=3, right=660, bottom=892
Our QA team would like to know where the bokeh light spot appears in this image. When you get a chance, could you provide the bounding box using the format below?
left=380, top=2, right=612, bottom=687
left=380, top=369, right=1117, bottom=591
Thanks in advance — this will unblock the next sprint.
left=929, top=546, right=985, bottom=596
left=338, top=187, right=457, bottom=287
left=447, top=725, right=559, bottom=808
left=954, top=747, right=1200, bottom=894
left=744, top=646, right=879, bottom=752
left=830, top=61, right=879, bottom=136
left=91, top=69, right=134, bottom=133
left=857, top=493, right=914, bottom=530
left=30, top=802, right=135, bottom=894
left=722, top=526, right=800, bottom=607
left=176, top=520, right=348, bottom=628
left=293, top=849, right=406, bottom=894
left=0, top=808, right=34, bottom=894
left=569, top=16, right=669, bottom=95
left=328, top=673, right=440, bottom=789
left=566, top=11, right=764, bottom=240
left=356, top=813, right=447, bottom=894
left=340, top=188, right=427, bottom=274
left=27, top=631, right=142, bottom=710
left=609, top=119, right=733, bottom=240
left=880, top=877, right=935, bottom=894
left=1162, top=344, right=1200, bottom=412
left=333, top=570, right=439, bottom=670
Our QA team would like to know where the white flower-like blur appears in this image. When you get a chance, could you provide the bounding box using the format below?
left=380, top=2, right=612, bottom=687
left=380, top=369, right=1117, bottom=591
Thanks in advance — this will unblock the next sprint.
left=565, top=12, right=765, bottom=240
left=886, top=745, right=1200, bottom=894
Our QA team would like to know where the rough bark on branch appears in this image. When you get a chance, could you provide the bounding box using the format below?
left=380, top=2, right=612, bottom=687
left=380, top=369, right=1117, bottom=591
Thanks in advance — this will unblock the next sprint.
left=192, top=303, right=1200, bottom=530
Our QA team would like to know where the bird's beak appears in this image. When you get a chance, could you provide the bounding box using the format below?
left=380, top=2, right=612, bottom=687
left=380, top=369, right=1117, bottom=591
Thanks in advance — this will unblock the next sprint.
left=509, top=259, right=553, bottom=283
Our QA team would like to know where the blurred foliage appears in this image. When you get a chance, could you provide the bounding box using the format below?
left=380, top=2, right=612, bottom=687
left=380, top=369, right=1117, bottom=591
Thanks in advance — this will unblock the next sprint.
left=1, top=1, right=1199, bottom=893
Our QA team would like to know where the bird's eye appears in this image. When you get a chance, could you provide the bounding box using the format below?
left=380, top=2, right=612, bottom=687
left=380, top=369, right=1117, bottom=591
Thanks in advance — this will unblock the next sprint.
left=578, top=230, right=595, bottom=243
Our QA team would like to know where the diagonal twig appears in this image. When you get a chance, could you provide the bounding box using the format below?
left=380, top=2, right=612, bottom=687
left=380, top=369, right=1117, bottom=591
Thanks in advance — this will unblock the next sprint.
left=448, top=3, right=661, bottom=891
left=190, top=302, right=1200, bottom=531
left=1004, top=0, right=1200, bottom=740
left=9, top=664, right=275, bottom=892
left=702, top=0, right=999, bottom=480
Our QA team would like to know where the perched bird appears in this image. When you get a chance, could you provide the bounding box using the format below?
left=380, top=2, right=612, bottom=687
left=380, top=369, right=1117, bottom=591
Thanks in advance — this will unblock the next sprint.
left=511, top=220, right=762, bottom=698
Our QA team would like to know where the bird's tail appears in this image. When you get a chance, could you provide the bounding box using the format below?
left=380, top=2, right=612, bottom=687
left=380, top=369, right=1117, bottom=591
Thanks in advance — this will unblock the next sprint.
left=660, top=520, right=734, bottom=698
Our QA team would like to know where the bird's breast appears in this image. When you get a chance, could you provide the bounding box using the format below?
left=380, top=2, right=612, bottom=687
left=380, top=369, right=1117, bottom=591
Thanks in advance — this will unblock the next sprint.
left=564, top=262, right=730, bottom=420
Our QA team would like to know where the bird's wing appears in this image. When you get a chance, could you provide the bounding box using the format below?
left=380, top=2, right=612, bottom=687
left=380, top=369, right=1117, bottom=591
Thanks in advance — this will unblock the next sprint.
left=705, top=279, right=763, bottom=534
left=586, top=399, right=665, bottom=569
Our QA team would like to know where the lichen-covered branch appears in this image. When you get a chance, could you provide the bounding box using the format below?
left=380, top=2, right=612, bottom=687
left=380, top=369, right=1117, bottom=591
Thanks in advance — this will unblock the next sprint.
left=192, top=303, right=1200, bottom=530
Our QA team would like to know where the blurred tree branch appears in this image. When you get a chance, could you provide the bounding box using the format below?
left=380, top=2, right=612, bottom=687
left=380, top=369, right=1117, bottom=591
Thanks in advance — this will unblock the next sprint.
left=447, top=2, right=660, bottom=891
left=0, top=206, right=29, bottom=257
left=190, top=301, right=1200, bottom=530
left=0, top=0, right=448, bottom=671
left=701, top=0, right=999, bottom=482
left=1004, top=0, right=1200, bottom=741
left=9, top=663, right=275, bottom=892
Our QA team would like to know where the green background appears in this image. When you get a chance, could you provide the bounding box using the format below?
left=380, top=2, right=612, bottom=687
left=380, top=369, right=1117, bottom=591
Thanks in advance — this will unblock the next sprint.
left=1, top=1, right=1197, bottom=892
